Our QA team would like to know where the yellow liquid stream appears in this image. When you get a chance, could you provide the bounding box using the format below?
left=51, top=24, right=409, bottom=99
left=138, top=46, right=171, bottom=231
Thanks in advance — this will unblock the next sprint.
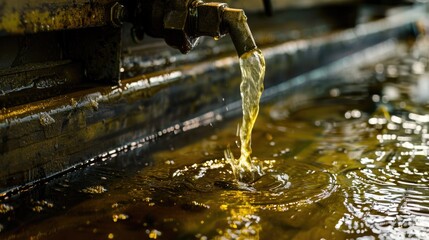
left=225, top=48, right=266, bottom=183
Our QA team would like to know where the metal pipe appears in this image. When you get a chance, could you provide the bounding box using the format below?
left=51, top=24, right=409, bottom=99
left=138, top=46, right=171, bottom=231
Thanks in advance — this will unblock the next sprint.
left=192, top=2, right=258, bottom=56
left=137, top=0, right=258, bottom=57
left=221, top=7, right=258, bottom=57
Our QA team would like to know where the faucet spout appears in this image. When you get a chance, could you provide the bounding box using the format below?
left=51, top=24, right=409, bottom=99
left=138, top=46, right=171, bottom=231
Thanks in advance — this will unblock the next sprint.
left=221, top=7, right=257, bottom=57
left=132, top=0, right=257, bottom=57
left=193, top=2, right=257, bottom=57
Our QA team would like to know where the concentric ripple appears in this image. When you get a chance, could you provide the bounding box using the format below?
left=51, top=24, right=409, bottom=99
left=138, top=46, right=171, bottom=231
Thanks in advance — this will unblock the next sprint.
left=140, top=157, right=336, bottom=212
left=339, top=110, right=429, bottom=239
left=343, top=164, right=429, bottom=239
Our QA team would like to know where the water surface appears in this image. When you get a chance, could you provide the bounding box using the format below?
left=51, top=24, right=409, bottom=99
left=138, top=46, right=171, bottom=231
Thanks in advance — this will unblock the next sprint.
left=1, top=42, right=429, bottom=239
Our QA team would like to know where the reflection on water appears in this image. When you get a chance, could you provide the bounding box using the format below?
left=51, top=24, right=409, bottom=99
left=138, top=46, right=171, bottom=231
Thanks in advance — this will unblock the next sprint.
left=1, top=41, right=429, bottom=239
left=340, top=83, right=429, bottom=237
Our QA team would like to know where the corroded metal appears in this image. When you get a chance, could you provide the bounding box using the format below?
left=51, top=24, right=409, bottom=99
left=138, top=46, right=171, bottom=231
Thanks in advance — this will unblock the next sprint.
left=222, top=7, right=257, bottom=56
left=0, top=0, right=257, bottom=87
left=0, top=0, right=122, bottom=93
left=0, top=4, right=425, bottom=193
left=136, top=0, right=257, bottom=56
left=0, top=61, right=83, bottom=108
left=195, top=2, right=228, bottom=38
left=0, top=0, right=116, bottom=35
left=0, top=25, right=122, bottom=99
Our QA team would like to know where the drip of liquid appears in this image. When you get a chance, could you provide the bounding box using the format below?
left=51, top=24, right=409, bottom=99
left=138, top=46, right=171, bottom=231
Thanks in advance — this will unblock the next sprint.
left=225, top=48, right=266, bottom=183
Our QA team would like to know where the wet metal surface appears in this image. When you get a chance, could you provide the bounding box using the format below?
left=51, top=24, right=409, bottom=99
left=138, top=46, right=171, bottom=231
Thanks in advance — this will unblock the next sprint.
left=0, top=0, right=115, bottom=35
left=0, top=6, right=424, bottom=194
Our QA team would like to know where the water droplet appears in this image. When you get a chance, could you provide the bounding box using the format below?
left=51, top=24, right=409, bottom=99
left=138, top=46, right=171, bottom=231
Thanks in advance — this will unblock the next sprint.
left=330, top=88, right=340, bottom=97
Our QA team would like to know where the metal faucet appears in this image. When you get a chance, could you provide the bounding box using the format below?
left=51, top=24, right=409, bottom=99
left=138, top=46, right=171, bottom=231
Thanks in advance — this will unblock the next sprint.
left=0, top=0, right=258, bottom=83
left=129, top=0, right=258, bottom=57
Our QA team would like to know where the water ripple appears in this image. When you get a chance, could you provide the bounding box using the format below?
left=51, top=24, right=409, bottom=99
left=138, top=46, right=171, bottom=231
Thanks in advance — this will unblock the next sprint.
left=138, top=157, right=336, bottom=212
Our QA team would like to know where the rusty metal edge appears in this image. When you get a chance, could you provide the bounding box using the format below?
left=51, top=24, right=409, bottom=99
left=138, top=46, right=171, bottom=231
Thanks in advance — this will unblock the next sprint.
left=0, top=5, right=425, bottom=194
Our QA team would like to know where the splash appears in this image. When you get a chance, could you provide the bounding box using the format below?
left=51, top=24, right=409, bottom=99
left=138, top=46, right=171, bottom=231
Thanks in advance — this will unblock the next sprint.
left=225, top=49, right=265, bottom=183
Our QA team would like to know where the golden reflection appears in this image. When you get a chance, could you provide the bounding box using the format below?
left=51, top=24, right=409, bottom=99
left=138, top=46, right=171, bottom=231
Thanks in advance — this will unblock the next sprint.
left=215, top=192, right=261, bottom=240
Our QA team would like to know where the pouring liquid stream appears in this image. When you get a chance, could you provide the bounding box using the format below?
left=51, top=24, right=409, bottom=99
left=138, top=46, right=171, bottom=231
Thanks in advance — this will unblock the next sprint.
left=225, top=48, right=266, bottom=183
